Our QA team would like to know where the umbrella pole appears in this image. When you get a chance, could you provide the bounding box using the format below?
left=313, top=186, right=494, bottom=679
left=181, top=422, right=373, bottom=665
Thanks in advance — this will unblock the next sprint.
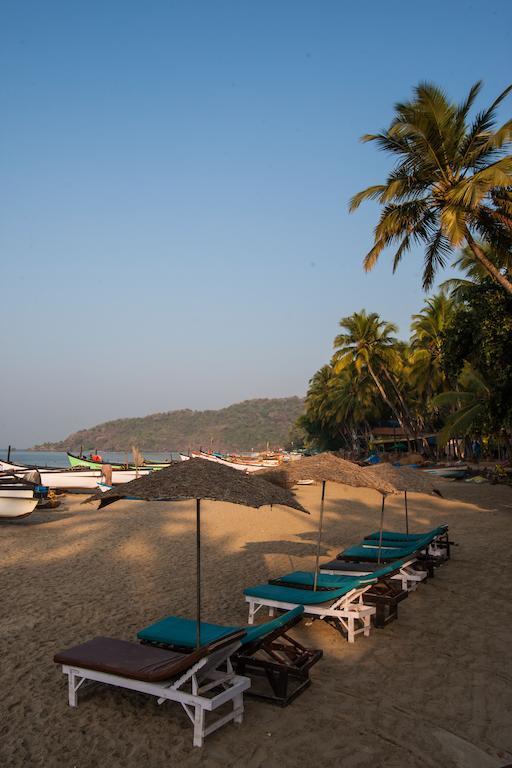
left=313, top=480, right=327, bottom=591
left=196, top=498, right=201, bottom=648
left=377, top=495, right=386, bottom=565
left=404, top=489, right=409, bottom=534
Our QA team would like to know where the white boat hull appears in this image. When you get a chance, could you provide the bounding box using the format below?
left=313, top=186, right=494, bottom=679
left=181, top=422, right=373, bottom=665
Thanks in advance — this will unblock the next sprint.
left=0, top=496, right=38, bottom=519
left=0, top=459, right=152, bottom=490
left=191, top=452, right=265, bottom=473
left=0, top=487, right=34, bottom=499
left=421, top=466, right=468, bottom=478
left=0, top=459, right=27, bottom=472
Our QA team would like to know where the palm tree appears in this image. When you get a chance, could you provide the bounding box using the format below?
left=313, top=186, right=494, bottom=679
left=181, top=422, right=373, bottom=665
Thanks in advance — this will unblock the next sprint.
left=304, top=365, right=336, bottom=430
left=432, top=362, right=490, bottom=446
left=350, top=81, right=512, bottom=294
left=327, top=365, right=384, bottom=449
left=332, top=310, right=413, bottom=436
left=409, top=291, right=454, bottom=398
left=441, top=242, right=510, bottom=299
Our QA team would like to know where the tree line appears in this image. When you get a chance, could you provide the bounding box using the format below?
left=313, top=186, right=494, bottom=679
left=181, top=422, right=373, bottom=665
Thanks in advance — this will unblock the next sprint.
left=298, top=81, right=512, bottom=458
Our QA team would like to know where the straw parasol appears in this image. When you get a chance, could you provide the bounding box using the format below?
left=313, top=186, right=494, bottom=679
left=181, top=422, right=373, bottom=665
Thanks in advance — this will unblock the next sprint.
left=260, top=453, right=398, bottom=586
left=89, top=459, right=308, bottom=646
left=363, top=462, right=441, bottom=528
left=362, top=463, right=442, bottom=562
left=363, top=462, right=441, bottom=496
left=258, top=453, right=396, bottom=494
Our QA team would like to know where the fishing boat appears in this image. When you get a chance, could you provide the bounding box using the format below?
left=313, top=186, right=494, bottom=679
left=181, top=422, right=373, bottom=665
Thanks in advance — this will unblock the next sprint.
left=67, top=452, right=173, bottom=471
left=0, top=495, right=38, bottom=519
left=0, top=459, right=154, bottom=490
left=419, top=464, right=469, bottom=479
left=0, top=476, right=39, bottom=519
left=190, top=451, right=267, bottom=473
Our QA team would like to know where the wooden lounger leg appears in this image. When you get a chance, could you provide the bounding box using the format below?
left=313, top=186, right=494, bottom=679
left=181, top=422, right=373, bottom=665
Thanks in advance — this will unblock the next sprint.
left=68, top=670, right=78, bottom=707
left=347, top=616, right=355, bottom=644
left=363, top=613, right=371, bottom=637
left=374, top=604, right=385, bottom=629
left=67, top=668, right=88, bottom=707
left=193, top=705, right=206, bottom=748
left=233, top=693, right=244, bottom=724
left=247, top=599, right=267, bottom=625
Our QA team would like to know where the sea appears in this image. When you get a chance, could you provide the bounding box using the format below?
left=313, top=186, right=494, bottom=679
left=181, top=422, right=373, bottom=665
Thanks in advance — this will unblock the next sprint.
left=0, top=449, right=182, bottom=468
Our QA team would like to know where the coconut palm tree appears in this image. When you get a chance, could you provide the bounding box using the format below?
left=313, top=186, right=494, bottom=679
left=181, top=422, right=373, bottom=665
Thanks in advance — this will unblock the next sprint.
left=332, top=310, right=413, bottom=436
left=409, top=291, right=454, bottom=399
left=441, top=242, right=510, bottom=299
left=350, top=81, right=512, bottom=294
left=432, top=362, right=490, bottom=446
left=304, top=365, right=335, bottom=431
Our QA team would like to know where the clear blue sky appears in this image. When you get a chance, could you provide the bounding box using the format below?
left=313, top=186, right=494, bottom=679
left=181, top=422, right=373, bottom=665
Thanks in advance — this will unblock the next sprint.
left=1, top=0, right=511, bottom=446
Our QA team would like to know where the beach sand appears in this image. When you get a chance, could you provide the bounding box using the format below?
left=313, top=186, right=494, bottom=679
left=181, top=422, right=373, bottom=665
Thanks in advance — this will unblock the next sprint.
left=1, top=480, right=511, bottom=767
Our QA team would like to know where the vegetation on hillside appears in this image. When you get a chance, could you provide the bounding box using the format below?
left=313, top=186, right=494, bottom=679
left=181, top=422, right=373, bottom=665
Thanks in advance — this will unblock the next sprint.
left=35, top=397, right=305, bottom=453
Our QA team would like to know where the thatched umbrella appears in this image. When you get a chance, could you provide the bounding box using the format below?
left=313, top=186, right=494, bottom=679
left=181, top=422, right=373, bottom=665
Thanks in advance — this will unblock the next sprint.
left=260, top=453, right=398, bottom=586
left=362, top=463, right=442, bottom=561
left=363, top=463, right=441, bottom=528
left=89, top=458, right=308, bottom=646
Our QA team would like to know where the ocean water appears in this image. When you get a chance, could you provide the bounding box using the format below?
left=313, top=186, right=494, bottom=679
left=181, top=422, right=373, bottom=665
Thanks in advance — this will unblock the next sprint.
left=0, top=449, right=182, bottom=468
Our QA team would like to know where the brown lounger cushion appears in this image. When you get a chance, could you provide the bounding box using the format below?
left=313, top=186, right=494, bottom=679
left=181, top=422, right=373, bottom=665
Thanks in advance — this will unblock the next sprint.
left=54, top=636, right=212, bottom=682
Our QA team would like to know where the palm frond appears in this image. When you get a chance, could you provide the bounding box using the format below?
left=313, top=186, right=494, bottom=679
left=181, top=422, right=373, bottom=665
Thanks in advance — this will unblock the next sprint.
left=349, top=185, right=387, bottom=212
left=437, top=402, right=485, bottom=446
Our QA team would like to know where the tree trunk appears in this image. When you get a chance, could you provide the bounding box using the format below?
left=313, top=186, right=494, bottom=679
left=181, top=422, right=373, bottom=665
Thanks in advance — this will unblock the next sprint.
left=382, top=368, right=418, bottom=436
left=465, top=230, right=512, bottom=294
left=367, top=362, right=411, bottom=439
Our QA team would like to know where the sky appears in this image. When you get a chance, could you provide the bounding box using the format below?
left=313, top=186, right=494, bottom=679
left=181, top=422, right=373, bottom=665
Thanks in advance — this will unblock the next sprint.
left=1, top=0, right=511, bottom=446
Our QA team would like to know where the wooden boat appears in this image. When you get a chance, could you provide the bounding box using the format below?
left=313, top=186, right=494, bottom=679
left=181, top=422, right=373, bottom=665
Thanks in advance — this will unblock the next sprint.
left=0, top=495, right=38, bottom=519
left=67, top=452, right=173, bottom=471
left=419, top=464, right=469, bottom=479
left=0, top=459, right=153, bottom=490
left=0, top=481, right=34, bottom=499
left=190, top=451, right=266, bottom=473
left=0, top=477, right=39, bottom=519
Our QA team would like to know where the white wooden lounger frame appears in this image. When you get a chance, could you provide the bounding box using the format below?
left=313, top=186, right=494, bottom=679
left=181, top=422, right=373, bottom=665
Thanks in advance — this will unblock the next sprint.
left=320, top=557, right=428, bottom=592
left=245, top=586, right=376, bottom=644
left=58, top=641, right=251, bottom=747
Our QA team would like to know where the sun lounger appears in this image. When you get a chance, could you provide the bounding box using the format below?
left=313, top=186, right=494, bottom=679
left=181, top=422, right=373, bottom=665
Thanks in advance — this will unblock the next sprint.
left=363, top=524, right=451, bottom=558
left=269, top=570, right=408, bottom=628
left=336, top=532, right=442, bottom=571
left=320, top=554, right=429, bottom=592
left=243, top=579, right=376, bottom=643
left=54, top=632, right=250, bottom=747
left=138, top=606, right=322, bottom=706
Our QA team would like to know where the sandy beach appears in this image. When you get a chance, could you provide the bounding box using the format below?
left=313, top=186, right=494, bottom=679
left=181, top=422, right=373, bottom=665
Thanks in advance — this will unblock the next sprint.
left=1, top=480, right=512, bottom=767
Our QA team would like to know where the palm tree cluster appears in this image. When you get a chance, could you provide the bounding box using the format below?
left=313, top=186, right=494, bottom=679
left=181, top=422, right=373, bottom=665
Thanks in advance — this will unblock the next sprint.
left=300, top=250, right=512, bottom=456
left=300, top=80, right=512, bottom=457
left=299, top=301, right=453, bottom=454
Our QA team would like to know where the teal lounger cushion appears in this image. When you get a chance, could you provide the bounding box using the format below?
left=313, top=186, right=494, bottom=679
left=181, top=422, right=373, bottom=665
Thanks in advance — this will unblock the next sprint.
left=342, top=533, right=435, bottom=561
left=364, top=525, right=447, bottom=543
left=275, top=571, right=377, bottom=589
left=341, top=540, right=429, bottom=560
left=138, top=618, right=237, bottom=647
left=320, top=555, right=414, bottom=577
left=244, top=579, right=364, bottom=605
left=137, top=606, right=305, bottom=648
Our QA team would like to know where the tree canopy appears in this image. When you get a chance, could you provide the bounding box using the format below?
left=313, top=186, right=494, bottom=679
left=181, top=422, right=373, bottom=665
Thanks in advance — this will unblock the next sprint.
left=350, top=81, right=512, bottom=294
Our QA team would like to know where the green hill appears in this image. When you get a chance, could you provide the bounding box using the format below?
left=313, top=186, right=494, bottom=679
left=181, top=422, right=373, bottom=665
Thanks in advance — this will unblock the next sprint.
left=35, top=397, right=305, bottom=452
